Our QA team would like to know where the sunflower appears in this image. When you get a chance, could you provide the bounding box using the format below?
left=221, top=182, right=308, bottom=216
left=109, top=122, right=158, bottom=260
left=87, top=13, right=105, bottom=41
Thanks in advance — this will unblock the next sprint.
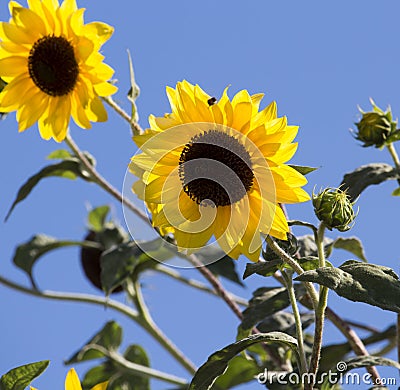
left=130, top=81, right=310, bottom=261
left=0, top=0, right=117, bottom=142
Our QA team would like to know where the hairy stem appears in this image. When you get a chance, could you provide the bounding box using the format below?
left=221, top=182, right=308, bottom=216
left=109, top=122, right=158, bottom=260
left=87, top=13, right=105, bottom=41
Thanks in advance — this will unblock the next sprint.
left=265, top=236, right=319, bottom=310
left=65, top=133, right=149, bottom=224
left=186, top=253, right=244, bottom=320
left=102, top=96, right=143, bottom=136
left=387, top=142, right=400, bottom=186
left=307, top=223, right=328, bottom=390
left=130, top=281, right=197, bottom=374
left=90, top=345, right=188, bottom=386
left=282, top=270, right=308, bottom=374
left=269, top=236, right=382, bottom=383
left=155, top=264, right=248, bottom=307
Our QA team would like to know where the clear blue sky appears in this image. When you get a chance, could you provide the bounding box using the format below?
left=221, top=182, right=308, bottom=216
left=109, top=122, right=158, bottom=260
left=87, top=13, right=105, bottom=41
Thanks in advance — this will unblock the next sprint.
left=0, top=1, right=399, bottom=389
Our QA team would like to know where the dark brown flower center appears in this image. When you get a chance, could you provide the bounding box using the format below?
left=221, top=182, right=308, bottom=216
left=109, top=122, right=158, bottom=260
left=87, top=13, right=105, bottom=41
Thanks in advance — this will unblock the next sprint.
left=28, top=35, right=79, bottom=96
left=179, top=130, right=254, bottom=207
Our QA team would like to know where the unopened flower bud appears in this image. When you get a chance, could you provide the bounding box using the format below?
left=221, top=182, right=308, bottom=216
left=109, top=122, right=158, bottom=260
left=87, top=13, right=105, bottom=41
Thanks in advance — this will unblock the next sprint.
left=354, top=99, right=397, bottom=148
left=312, top=188, right=356, bottom=231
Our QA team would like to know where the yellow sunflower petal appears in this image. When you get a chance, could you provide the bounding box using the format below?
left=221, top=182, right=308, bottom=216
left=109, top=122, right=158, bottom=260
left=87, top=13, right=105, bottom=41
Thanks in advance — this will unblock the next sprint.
left=93, top=82, right=117, bottom=97
left=0, top=21, right=36, bottom=44
left=0, top=56, right=27, bottom=77
left=65, top=368, right=82, bottom=390
left=86, top=96, right=107, bottom=122
left=17, top=92, right=48, bottom=131
left=84, top=22, right=113, bottom=44
left=11, top=6, right=47, bottom=36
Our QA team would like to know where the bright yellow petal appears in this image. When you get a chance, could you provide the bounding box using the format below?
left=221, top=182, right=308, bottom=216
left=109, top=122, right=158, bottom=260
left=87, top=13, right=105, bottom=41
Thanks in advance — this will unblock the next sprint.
left=0, top=56, right=27, bottom=77
left=65, top=368, right=82, bottom=390
left=94, top=82, right=117, bottom=97
left=11, top=6, right=47, bottom=36
left=0, top=21, right=36, bottom=44
left=86, top=96, right=107, bottom=122
left=84, top=22, right=113, bottom=44
left=17, top=92, right=48, bottom=131
left=91, top=381, right=108, bottom=390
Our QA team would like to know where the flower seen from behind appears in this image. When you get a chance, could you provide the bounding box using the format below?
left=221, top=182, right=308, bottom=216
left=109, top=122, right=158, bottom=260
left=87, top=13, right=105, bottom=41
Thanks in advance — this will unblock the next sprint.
left=0, top=0, right=118, bottom=142
left=130, top=80, right=310, bottom=261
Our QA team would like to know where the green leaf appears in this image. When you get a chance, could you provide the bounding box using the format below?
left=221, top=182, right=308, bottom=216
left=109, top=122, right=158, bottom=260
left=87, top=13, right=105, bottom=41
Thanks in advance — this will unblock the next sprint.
left=108, top=345, right=150, bottom=390
left=298, top=256, right=333, bottom=270
left=213, top=356, right=259, bottom=389
left=127, top=50, right=140, bottom=124
left=297, top=235, right=334, bottom=258
left=332, top=237, right=367, bottom=262
left=240, top=285, right=307, bottom=331
left=330, top=355, right=400, bottom=374
left=340, top=163, right=400, bottom=202
left=88, top=206, right=111, bottom=232
left=188, top=332, right=299, bottom=390
left=82, top=364, right=114, bottom=390
left=100, top=242, right=147, bottom=295
left=81, top=345, right=151, bottom=390
left=295, top=262, right=400, bottom=312
left=289, top=165, right=318, bottom=175
left=100, top=238, right=174, bottom=294
left=263, top=233, right=298, bottom=261
left=65, top=321, right=122, bottom=364
left=6, top=157, right=95, bottom=221
left=386, top=129, right=400, bottom=143
left=13, top=234, right=99, bottom=286
left=256, top=311, right=314, bottom=337
left=196, top=245, right=244, bottom=286
left=243, top=259, right=283, bottom=279
left=391, top=187, right=400, bottom=196
left=0, top=361, right=49, bottom=390
left=46, top=149, right=73, bottom=160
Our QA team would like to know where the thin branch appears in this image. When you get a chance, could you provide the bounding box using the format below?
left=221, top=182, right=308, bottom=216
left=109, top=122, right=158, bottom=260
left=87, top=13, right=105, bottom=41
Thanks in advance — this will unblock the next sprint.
left=65, top=134, right=149, bottom=224
left=102, top=96, right=144, bottom=136
left=186, top=253, right=244, bottom=320
left=155, top=264, right=248, bottom=307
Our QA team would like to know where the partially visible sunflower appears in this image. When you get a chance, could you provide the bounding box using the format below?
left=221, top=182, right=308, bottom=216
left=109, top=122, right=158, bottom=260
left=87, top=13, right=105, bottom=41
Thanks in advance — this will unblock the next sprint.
left=30, top=368, right=107, bottom=390
left=0, top=0, right=117, bottom=142
left=130, top=80, right=310, bottom=261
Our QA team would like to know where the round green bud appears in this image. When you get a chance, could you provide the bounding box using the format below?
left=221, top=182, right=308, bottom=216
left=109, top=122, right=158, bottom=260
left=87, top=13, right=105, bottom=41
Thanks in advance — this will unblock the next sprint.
left=354, top=99, right=397, bottom=148
left=312, top=188, right=356, bottom=232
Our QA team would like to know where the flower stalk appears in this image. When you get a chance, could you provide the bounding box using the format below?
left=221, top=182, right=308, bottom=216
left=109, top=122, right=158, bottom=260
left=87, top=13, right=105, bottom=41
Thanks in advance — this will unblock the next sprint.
left=306, top=223, right=328, bottom=390
left=281, top=270, right=308, bottom=374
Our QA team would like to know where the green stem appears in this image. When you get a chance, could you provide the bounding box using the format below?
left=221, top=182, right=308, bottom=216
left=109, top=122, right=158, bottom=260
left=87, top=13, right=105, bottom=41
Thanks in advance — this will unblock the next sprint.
left=102, top=96, right=143, bottom=136
left=282, top=270, right=308, bottom=375
left=155, top=264, right=248, bottom=307
left=386, top=143, right=400, bottom=369
left=0, top=273, right=196, bottom=375
left=265, top=236, right=319, bottom=311
left=64, top=133, right=149, bottom=224
left=131, top=281, right=197, bottom=375
left=307, top=223, right=328, bottom=390
left=288, top=220, right=318, bottom=235
left=398, top=314, right=400, bottom=369
left=87, top=345, right=188, bottom=386
left=0, top=274, right=141, bottom=321
left=386, top=142, right=400, bottom=186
